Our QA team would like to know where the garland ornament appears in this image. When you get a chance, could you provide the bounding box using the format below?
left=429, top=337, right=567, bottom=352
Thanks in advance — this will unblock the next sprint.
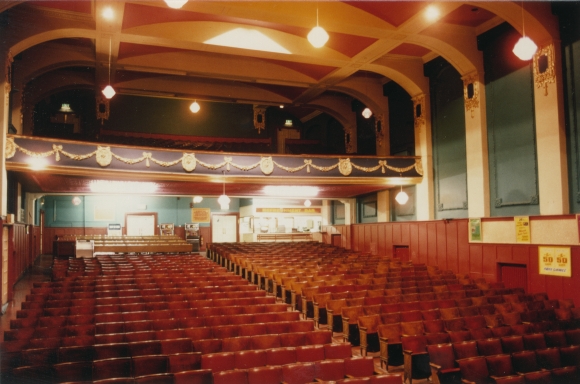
left=182, top=153, right=196, bottom=172
left=5, top=137, right=15, bottom=159
left=96, top=146, right=112, bottom=167
left=260, top=156, right=274, bottom=175
left=338, top=158, right=352, bottom=176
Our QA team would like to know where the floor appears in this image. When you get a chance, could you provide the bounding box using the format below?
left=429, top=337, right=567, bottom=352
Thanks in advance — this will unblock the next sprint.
left=0, top=254, right=427, bottom=383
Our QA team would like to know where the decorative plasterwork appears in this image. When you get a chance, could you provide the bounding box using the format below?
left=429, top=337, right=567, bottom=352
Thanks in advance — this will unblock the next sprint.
left=411, top=94, right=425, bottom=131
left=96, top=95, right=110, bottom=125
left=533, top=43, right=556, bottom=96
left=6, top=136, right=424, bottom=178
left=375, top=114, right=385, bottom=147
left=253, top=105, right=266, bottom=134
left=462, top=73, right=480, bottom=118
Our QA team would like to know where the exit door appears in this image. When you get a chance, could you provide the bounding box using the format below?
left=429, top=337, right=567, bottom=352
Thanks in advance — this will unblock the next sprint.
left=211, top=214, right=238, bottom=243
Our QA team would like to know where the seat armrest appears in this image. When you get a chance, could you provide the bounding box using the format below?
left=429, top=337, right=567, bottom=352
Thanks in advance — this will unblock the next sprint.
left=430, top=362, right=442, bottom=370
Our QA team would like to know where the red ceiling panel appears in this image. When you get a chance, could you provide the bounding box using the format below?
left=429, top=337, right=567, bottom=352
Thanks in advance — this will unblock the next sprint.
left=344, top=1, right=427, bottom=27
left=440, top=4, right=497, bottom=28
left=388, top=43, right=431, bottom=57
left=29, top=1, right=92, bottom=14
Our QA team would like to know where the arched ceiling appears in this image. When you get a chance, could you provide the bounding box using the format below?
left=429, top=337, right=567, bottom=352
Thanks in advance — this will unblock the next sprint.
left=2, top=1, right=558, bottom=123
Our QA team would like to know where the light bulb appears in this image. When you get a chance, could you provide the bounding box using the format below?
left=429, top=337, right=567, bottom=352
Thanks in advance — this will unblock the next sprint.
left=308, top=26, right=329, bottom=48
left=218, top=194, right=230, bottom=210
left=193, top=196, right=203, bottom=204
left=513, top=36, right=537, bottom=61
left=190, top=101, right=200, bottom=113
left=362, top=107, right=372, bottom=119
left=395, top=188, right=409, bottom=205
left=102, top=85, right=116, bottom=99
left=304, top=200, right=312, bottom=207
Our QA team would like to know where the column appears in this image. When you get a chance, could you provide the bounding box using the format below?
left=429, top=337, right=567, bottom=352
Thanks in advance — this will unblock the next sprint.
left=377, top=190, right=390, bottom=222
left=0, top=50, right=12, bottom=217
left=412, top=93, right=434, bottom=220
left=533, top=42, right=569, bottom=214
left=462, top=72, right=491, bottom=218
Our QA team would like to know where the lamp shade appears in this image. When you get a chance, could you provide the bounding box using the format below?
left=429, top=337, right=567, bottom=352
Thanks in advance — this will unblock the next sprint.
left=304, top=199, right=312, bottom=207
left=395, top=189, right=409, bottom=205
left=308, top=26, right=329, bottom=48
left=362, top=107, right=372, bottom=119
left=102, top=85, right=116, bottom=99
left=165, top=0, right=187, bottom=9
left=190, top=101, right=200, bottom=113
left=218, top=194, right=230, bottom=210
left=193, top=196, right=203, bottom=204
left=513, top=36, right=537, bottom=61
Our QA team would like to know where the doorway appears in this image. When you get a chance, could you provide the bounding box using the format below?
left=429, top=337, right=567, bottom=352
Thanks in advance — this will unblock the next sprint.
left=393, top=245, right=409, bottom=263
left=498, top=263, right=527, bottom=291
left=211, top=214, right=239, bottom=243
left=125, top=213, right=158, bottom=236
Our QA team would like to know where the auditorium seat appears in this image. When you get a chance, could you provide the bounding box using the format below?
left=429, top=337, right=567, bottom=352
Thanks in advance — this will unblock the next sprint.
left=173, top=369, right=212, bottom=384
left=53, top=360, right=93, bottom=382
left=402, top=335, right=430, bottom=384
left=247, top=365, right=283, bottom=384
left=427, top=343, right=460, bottom=384
left=132, top=354, right=169, bottom=377
left=167, top=352, right=202, bottom=373
left=453, top=340, right=478, bottom=360
left=92, top=357, right=132, bottom=381
left=282, top=361, right=317, bottom=384
left=213, top=369, right=248, bottom=384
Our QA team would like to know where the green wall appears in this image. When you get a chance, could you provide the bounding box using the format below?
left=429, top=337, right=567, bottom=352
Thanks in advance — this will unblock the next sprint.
left=40, top=195, right=239, bottom=228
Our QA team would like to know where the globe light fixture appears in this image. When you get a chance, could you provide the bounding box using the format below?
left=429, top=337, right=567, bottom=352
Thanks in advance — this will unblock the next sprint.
left=308, top=8, right=329, bottom=48
left=193, top=196, right=203, bottom=204
left=190, top=100, right=200, bottom=113
left=218, top=172, right=230, bottom=210
left=102, top=38, right=116, bottom=99
left=362, top=107, right=372, bottom=119
left=513, top=2, right=537, bottom=61
left=304, top=199, right=312, bottom=207
left=395, top=186, right=409, bottom=205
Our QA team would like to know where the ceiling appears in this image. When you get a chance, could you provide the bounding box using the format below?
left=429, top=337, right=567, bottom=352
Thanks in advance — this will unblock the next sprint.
left=2, top=1, right=540, bottom=198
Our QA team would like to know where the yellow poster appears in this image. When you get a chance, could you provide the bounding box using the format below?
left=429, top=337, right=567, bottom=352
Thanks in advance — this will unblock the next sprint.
left=191, top=208, right=211, bottom=223
left=515, top=216, right=530, bottom=243
left=539, top=246, right=571, bottom=277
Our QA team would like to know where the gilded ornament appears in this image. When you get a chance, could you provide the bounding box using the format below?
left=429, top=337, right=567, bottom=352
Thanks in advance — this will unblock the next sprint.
left=5, top=137, right=15, bottom=159
left=338, top=158, right=352, bottom=176
left=260, top=157, right=274, bottom=175
left=182, top=153, right=196, bottom=172
left=96, top=146, right=112, bottom=167
left=415, top=159, right=423, bottom=176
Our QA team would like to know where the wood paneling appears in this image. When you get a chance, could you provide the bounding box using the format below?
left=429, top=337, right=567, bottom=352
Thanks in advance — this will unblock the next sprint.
left=350, top=219, right=580, bottom=306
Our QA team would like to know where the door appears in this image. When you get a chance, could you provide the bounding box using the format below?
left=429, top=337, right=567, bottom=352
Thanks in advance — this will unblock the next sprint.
left=211, top=214, right=238, bottom=243
left=499, top=263, right=527, bottom=291
left=126, top=214, right=156, bottom=236
left=394, top=245, right=409, bottom=263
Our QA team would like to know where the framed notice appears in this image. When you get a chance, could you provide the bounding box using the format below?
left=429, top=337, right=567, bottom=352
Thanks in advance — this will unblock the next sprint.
left=94, top=207, right=115, bottom=221
left=469, top=218, right=482, bottom=242
left=191, top=208, right=211, bottom=223
left=515, top=216, right=530, bottom=243
left=539, top=246, right=571, bottom=277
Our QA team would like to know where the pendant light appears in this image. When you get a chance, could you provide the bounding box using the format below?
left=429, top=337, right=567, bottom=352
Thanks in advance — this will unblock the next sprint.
left=218, top=171, right=230, bottom=210
left=102, top=38, right=116, bottom=99
left=513, top=2, right=537, bottom=61
left=362, top=107, right=372, bottom=119
left=304, top=199, right=312, bottom=207
left=190, top=100, right=200, bottom=113
left=308, top=8, right=329, bottom=48
left=395, top=185, right=409, bottom=205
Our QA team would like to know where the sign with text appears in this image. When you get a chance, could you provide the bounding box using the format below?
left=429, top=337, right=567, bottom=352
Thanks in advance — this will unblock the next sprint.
left=539, top=246, right=571, bottom=277
left=191, top=208, right=211, bottom=223
left=256, top=208, right=322, bottom=214
left=515, top=216, right=531, bottom=243
left=469, top=218, right=482, bottom=242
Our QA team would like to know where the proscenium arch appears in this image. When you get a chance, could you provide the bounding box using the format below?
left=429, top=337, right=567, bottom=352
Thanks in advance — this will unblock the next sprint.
left=9, top=29, right=97, bottom=58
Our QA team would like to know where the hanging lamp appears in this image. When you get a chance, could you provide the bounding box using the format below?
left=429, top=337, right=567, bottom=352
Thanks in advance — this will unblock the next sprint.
left=102, top=38, right=116, bottom=99
left=513, top=2, right=537, bottom=61
left=190, top=100, right=200, bottom=113
left=164, top=0, right=187, bottom=9
left=395, top=185, right=409, bottom=205
left=308, top=8, right=329, bottom=48
left=218, top=171, right=230, bottom=210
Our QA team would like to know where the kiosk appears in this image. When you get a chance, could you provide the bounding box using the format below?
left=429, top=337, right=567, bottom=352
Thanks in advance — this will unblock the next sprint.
left=185, top=223, right=200, bottom=252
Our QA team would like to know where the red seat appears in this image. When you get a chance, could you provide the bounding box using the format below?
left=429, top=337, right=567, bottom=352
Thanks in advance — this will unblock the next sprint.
left=401, top=335, right=430, bottom=384
left=192, top=339, right=222, bottom=354
left=53, top=361, right=93, bottom=383
left=134, top=373, right=174, bottom=384
left=92, top=357, right=132, bottom=381
left=282, top=362, right=317, bottom=384
left=222, top=336, right=251, bottom=352
left=501, top=336, right=525, bottom=354
left=427, top=343, right=460, bottom=384
left=213, top=370, right=248, bottom=384
left=511, top=350, right=540, bottom=374
left=173, top=369, right=212, bottom=384
left=234, top=350, right=267, bottom=369
left=167, top=352, right=202, bottom=373
left=296, top=344, right=325, bottom=362
left=324, top=343, right=353, bottom=359
left=160, top=338, right=193, bottom=354
left=129, top=340, right=162, bottom=357
left=317, top=359, right=346, bottom=381
left=132, top=355, right=169, bottom=377
left=266, top=347, right=297, bottom=366
left=94, top=343, right=130, bottom=360
left=453, top=341, right=478, bottom=360
left=250, top=334, right=280, bottom=350
left=486, top=354, right=515, bottom=378
left=247, top=366, right=283, bottom=384
left=476, top=338, right=503, bottom=356
left=201, top=352, right=235, bottom=373
left=344, top=356, right=375, bottom=378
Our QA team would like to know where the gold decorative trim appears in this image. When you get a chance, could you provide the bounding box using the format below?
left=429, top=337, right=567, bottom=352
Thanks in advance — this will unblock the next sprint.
left=533, top=43, right=556, bottom=96
left=182, top=153, right=196, bottom=172
left=260, top=157, right=274, bottom=175
left=253, top=105, right=266, bottom=134
left=375, top=114, right=385, bottom=147
left=462, top=73, right=479, bottom=118
left=412, top=94, right=425, bottom=131
left=6, top=137, right=422, bottom=177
